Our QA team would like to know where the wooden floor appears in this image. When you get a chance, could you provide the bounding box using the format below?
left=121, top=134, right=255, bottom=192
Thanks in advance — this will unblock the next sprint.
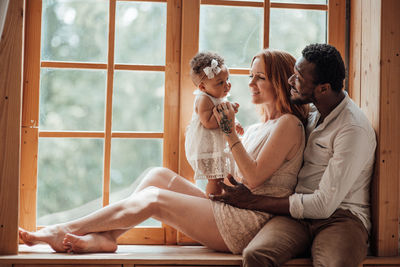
left=0, top=245, right=399, bottom=266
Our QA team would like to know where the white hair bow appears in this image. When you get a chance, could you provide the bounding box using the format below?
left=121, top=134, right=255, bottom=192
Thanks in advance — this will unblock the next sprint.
left=203, top=59, right=221, bottom=79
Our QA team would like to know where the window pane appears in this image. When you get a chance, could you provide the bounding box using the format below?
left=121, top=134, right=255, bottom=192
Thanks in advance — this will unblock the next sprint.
left=112, top=71, right=164, bottom=131
left=41, top=0, right=108, bottom=62
left=110, top=139, right=163, bottom=226
left=199, top=6, right=263, bottom=68
left=269, top=9, right=326, bottom=58
left=37, top=138, right=103, bottom=225
left=272, top=0, right=326, bottom=4
left=115, top=2, right=166, bottom=65
left=39, top=68, right=106, bottom=131
left=229, top=75, right=260, bottom=128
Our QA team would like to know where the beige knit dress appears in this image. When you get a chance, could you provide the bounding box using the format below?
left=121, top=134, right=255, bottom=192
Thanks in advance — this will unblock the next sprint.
left=211, top=115, right=305, bottom=254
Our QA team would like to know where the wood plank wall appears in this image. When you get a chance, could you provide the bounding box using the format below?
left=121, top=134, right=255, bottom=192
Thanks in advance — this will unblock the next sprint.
left=349, top=0, right=400, bottom=256
left=0, top=0, right=25, bottom=255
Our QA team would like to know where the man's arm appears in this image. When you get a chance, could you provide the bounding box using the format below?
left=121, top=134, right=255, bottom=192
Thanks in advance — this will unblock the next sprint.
left=210, top=175, right=290, bottom=215
left=299, top=126, right=375, bottom=219
left=211, top=126, right=375, bottom=219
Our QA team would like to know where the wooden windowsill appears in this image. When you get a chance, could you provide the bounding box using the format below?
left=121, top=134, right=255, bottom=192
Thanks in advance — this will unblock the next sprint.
left=0, top=245, right=400, bottom=266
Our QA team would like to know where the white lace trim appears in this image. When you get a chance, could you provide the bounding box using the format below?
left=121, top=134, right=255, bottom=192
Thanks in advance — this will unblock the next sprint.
left=191, top=157, right=232, bottom=180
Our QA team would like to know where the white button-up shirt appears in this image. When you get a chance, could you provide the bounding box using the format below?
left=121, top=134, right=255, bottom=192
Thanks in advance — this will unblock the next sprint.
left=289, top=92, right=376, bottom=232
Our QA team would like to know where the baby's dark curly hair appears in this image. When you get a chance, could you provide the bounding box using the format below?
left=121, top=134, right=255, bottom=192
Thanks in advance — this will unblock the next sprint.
left=189, top=52, right=225, bottom=86
left=190, top=51, right=225, bottom=75
left=302, top=44, right=345, bottom=92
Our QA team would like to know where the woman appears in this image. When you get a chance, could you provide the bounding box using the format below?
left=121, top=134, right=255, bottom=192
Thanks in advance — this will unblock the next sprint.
left=19, top=49, right=308, bottom=254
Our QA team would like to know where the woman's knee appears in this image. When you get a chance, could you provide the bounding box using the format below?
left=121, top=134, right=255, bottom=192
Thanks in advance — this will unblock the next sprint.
left=126, top=186, right=161, bottom=215
left=140, top=167, right=174, bottom=189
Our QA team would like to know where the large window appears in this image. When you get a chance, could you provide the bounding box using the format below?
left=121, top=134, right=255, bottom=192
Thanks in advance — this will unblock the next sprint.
left=21, top=0, right=345, bottom=244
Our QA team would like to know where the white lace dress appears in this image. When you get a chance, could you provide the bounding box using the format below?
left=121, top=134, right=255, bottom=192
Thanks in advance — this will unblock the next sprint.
left=211, top=115, right=305, bottom=254
left=185, top=90, right=234, bottom=180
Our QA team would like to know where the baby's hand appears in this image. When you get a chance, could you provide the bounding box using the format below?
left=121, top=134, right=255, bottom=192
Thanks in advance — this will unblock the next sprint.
left=236, top=122, right=244, bottom=136
left=232, top=102, right=240, bottom=113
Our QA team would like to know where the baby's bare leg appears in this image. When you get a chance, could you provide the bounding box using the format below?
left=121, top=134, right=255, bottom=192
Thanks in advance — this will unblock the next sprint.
left=206, top=178, right=224, bottom=197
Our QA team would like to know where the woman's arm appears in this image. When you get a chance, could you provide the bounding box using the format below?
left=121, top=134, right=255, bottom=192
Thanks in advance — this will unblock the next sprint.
left=196, top=95, right=219, bottom=129
left=214, top=102, right=303, bottom=189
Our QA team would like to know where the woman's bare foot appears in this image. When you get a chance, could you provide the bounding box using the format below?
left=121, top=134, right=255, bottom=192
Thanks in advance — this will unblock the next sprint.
left=19, top=225, right=71, bottom=252
left=63, top=232, right=118, bottom=253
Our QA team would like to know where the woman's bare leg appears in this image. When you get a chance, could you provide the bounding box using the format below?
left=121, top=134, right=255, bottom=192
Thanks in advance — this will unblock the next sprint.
left=20, top=168, right=226, bottom=253
left=64, top=187, right=228, bottom=253
left=60, top=168, right=208, bottom=252
left=63, top=231, right=118, bottom=253
left=134, top=167, right=206, bottom=197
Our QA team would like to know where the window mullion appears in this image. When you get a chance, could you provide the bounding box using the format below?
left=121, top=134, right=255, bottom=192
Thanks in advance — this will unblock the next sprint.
left=103, top=0, right=117, bottom=207
left=263, top=0, right=270, bottom=49
left=21, top=0, right=42, bottom=232
left=328, top=0, right=346, bottom=60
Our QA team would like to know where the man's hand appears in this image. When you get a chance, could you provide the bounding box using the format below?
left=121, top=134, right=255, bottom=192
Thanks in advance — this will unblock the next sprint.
left=210, top=175, right=259, bottom=209
left=210, top=175, right=291, bottom=215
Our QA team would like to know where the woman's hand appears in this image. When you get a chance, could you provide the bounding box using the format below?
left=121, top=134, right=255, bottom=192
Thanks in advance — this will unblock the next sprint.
left=213, top=102, right=236, bottom=135
left=236, top=122, right=244, bottom=136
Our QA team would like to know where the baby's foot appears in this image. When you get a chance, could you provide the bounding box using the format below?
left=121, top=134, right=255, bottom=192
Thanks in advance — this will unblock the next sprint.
left=19, top=225, right=70, bottom=252
left=63, top=232, right=117, bottom=254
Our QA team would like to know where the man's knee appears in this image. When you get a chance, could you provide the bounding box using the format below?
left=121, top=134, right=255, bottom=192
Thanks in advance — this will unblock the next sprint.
left=313, top=257, right=361, bottom=267
left=242, top=245, right=277, bottom=267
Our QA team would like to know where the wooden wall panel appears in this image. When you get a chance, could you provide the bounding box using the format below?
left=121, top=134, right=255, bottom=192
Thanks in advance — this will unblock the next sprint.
left=350, top=0, right=400, bottom=256
left=375, top=0, right=400, bottom=256
left=348, top=0, right=362, bottom=106
left=0, top=0, right=25, bottom=255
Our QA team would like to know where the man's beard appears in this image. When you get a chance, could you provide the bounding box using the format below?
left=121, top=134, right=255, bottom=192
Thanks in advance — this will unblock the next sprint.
left=290, top=95, right=312, bottom=105
left=290, top=88, right=316, bottom=105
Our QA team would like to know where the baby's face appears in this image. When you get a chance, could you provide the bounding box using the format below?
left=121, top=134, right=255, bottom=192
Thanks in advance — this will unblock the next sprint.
left=201, top=66, right=231, bottom=99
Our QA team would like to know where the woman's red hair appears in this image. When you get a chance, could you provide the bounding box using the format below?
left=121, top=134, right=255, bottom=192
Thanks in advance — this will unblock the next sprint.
left=252, top=49, right=309, bottom=126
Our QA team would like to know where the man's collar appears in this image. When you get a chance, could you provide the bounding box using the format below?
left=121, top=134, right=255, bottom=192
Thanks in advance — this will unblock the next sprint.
left=312, top=91, right=349, bottom=130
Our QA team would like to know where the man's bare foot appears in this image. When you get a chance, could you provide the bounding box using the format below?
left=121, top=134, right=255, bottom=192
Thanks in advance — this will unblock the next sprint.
left=63, top=232, right=117, bottom=253
left=19, top=226, right=71, bottom=252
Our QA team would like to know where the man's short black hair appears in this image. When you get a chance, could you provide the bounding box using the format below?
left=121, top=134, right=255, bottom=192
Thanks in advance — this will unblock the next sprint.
left=302, top=43, right=345, bottom=92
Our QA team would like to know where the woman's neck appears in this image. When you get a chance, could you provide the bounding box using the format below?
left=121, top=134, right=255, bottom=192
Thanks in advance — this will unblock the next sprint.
left=262, top=105, right=281, bottom=122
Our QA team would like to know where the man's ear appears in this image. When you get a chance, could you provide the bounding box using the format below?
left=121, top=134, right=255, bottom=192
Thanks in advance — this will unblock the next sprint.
left=317, top=83, right=331, bottom=94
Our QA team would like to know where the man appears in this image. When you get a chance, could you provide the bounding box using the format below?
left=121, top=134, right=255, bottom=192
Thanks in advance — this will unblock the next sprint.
left=211, top=43, right=376, bottom=267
